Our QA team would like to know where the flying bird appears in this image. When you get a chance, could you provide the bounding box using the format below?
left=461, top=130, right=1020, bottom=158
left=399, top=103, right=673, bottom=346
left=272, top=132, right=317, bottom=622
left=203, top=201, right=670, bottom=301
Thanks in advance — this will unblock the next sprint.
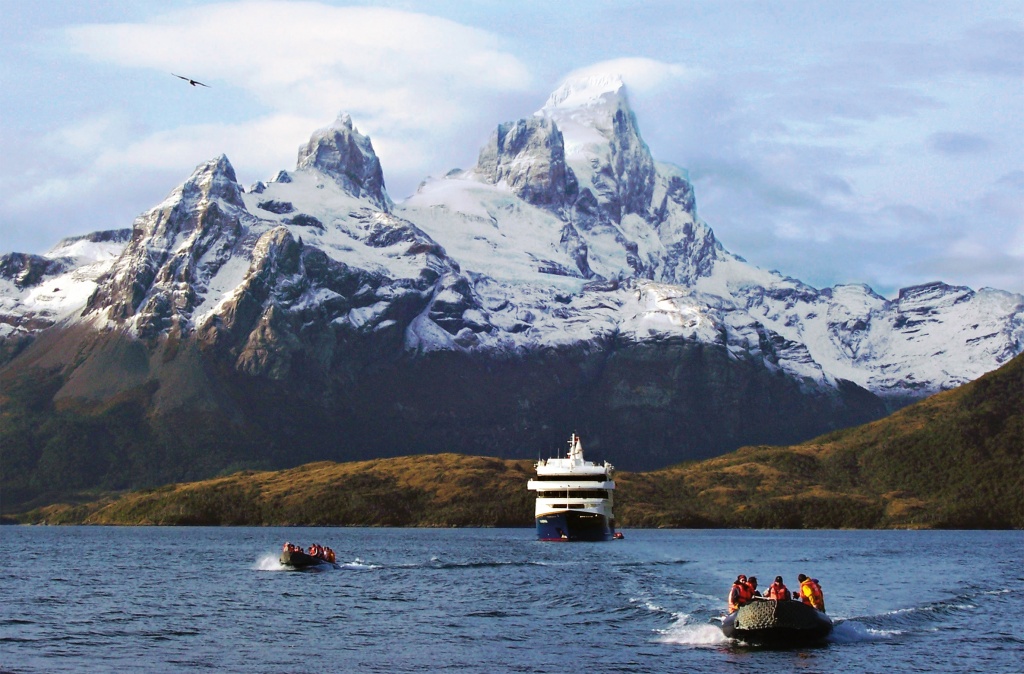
left=172, top=73, right=210, bottom=88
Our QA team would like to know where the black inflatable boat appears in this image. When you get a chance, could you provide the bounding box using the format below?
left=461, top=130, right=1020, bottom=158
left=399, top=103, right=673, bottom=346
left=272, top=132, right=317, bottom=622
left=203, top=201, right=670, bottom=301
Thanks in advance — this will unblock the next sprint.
left=721, top=597, right=833, bottom=646
left=279, top=549, right=340, bottom=570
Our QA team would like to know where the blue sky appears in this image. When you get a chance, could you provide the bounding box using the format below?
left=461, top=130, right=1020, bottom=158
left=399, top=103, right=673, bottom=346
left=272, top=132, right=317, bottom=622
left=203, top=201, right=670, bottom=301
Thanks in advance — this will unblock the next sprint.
left=2, top=0, right=1022, bottom=295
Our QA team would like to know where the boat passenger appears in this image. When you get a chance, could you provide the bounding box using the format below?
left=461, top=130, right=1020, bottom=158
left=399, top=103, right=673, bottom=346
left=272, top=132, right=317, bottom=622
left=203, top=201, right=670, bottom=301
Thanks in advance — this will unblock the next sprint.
left=326, top=548, right=336, bottom=563
left=283, top=542, right=291, bottom=552
left=797, top=574, right=826, bottom=612
left=766, top=576, right=790, bottom=601
left=746, top=576, right=761, bottom=597
left=728, top=575, right=753, bottom=613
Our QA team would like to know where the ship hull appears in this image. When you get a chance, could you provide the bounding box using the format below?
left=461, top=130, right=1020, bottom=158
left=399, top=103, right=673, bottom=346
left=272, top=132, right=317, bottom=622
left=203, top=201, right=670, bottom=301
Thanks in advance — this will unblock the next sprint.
left=536, top=510, right=614, bottom=541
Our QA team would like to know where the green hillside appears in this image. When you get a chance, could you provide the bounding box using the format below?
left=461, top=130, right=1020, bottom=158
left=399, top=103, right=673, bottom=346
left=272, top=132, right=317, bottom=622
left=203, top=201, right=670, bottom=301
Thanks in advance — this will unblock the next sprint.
left=13, top=353, right=1023, bottom=529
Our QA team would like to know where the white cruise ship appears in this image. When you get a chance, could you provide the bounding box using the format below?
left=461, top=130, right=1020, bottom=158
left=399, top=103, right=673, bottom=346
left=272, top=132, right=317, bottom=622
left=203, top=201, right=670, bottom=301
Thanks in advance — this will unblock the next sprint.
left=526, top=434, right=616, bottom=541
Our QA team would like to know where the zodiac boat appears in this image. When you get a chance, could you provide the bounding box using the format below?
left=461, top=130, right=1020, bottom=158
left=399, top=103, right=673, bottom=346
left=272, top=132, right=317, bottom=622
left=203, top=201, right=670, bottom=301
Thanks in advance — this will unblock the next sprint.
left=279, top=549, right=340, bottom=570
left=721, top=597, right=833, bottom=646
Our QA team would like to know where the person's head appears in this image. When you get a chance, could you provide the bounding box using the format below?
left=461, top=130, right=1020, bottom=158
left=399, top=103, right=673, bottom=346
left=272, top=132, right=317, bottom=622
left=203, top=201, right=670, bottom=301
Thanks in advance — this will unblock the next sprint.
left=775, top=576, right=783, bottom=584
left=798, top=573, right=807, bottom=582
left=748, top=576, right=757, bottom=587
left=737, top=574, right=746, bottom=583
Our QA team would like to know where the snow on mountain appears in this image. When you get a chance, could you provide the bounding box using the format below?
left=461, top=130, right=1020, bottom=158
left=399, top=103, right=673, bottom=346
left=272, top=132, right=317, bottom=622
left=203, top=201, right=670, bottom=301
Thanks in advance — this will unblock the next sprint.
left=0, top=229, right=130, bottom=340
left=3, top=74, right=1022, bottom=399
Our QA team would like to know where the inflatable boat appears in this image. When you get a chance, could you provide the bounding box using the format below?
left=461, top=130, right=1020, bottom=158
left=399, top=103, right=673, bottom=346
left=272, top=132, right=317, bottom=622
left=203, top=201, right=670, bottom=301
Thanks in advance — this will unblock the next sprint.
left=721, top=597, right=832, bottom=646
left=279, top=549, right=340, bottom=570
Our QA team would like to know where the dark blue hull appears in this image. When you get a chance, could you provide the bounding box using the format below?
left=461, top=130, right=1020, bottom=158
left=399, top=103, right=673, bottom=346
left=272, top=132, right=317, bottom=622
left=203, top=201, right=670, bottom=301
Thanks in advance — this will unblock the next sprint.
left=536, top=510, right=614, bottom=541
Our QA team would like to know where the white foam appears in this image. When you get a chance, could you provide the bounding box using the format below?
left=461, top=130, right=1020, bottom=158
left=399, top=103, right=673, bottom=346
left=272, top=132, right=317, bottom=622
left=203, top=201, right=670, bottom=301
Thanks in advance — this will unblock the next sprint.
left=656, top=615, right=730, bottom=647
left=253, top=553, right=287, bottom=571
left=829, top=620, right=899, bottom=643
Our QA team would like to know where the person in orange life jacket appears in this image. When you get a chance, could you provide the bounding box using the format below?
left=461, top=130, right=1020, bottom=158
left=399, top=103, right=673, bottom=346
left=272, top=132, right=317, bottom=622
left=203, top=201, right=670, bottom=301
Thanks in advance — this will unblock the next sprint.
left=766, top=575, right=789, bottom=600
left=746, top=576, right=760, bottom=597
left=728, top=575, right=753, bottom=613
left=797, top=573, right=826, bottom=612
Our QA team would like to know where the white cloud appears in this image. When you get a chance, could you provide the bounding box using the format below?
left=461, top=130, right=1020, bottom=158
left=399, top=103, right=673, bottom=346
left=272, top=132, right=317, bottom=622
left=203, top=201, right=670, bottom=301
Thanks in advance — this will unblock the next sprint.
left=61, top=1, right=532, bottom=191
left=559, top=57, right=701, bottom=94
left=66, top=2, right=531, bottom=121
left=4, top=2, right=1021, bottom=297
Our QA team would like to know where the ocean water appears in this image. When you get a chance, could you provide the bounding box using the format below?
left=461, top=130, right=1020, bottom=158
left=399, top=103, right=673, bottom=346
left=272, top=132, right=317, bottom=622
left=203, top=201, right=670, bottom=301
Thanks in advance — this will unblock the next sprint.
left=1, top=527, right=1021, bottom=673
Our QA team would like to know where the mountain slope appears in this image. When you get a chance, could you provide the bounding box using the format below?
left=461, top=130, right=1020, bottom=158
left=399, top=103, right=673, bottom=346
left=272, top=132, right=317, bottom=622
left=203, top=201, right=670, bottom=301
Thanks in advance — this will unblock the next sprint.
left=1, top=74, right=1022, bottom=513
left=18, top=351, right=1021, bottom=529
left=625, top=350, right=1024, bottom=529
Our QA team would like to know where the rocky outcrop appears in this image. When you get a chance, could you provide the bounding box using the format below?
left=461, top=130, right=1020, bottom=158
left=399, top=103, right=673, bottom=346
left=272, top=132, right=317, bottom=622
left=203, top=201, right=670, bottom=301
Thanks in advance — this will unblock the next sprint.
left=540, top=75, right=656, bottom=221
left=476, top=117, right=578, bottom=208
left=0, top=254, right=68, bottom=290
left=296, top=114, right=391, bottom=211
left=85, top=155, right=248, bottom=337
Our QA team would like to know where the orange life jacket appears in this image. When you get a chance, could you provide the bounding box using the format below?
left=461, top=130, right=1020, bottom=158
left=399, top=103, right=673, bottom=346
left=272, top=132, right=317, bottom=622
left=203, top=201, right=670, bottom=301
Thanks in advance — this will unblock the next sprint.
left=728, top=582, right=747, bottom=612
left=767, top=582, right=789, bottom=600
left=801, top=579, right=825, bottom=611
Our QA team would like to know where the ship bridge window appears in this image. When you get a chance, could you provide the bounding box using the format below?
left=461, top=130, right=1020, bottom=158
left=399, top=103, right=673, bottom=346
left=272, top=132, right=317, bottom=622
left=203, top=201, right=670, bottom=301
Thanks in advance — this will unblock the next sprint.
left=533, top=474, right=608, bottom=481
left=538, top=490, right=609, bottom=499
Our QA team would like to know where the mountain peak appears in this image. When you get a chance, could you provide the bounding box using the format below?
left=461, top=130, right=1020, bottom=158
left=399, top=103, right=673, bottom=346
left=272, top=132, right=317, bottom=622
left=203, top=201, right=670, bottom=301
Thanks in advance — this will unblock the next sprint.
left=327, top=112, right=355, bottom=131
left=534, top=73, right=655, bottom=223
left=540, top=73, right=627, bottom=113
left=185, top=154, right=244, bottom=208
left=296, top=113, right=391, bottom=211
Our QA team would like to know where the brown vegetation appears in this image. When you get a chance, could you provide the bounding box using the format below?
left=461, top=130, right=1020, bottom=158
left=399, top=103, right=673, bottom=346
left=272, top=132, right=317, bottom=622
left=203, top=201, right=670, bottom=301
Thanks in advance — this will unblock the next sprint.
left=15, top=353, right=1022, bottom=529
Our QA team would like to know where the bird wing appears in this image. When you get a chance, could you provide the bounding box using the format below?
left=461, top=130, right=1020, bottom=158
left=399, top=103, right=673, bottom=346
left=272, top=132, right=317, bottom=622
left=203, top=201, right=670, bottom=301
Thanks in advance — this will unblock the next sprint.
left=172, top=74, right=210, bottom=88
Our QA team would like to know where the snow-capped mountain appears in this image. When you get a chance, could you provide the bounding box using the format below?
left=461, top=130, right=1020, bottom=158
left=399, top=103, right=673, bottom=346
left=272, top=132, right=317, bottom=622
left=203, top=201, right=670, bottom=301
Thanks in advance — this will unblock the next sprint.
left=2, top=74, right=1022, bottom=495
left=1, top=229, right=130, bottom=358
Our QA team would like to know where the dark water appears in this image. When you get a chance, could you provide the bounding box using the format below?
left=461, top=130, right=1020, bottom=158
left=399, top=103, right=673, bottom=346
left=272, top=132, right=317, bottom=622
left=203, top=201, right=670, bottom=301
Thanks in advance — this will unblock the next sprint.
left=1, top=527, right=1021, bottom=673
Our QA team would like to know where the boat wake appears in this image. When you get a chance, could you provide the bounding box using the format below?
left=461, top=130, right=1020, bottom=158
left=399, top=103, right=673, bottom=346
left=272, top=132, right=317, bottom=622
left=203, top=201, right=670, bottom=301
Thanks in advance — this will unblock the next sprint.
left=827, top=619, right=897, bottom=643
left=254, top=553, right=383, bottom=571
left=656, top=612, right=894, bottom=647
left=253, top=553, right=286, bottom=571
left=339, top=558, right=381, bottom=570
left=655, top=614, right=730, bottom=647
left=425, top=557, right=554, bottom=570
left=832, top=588, right=1007, bottom=640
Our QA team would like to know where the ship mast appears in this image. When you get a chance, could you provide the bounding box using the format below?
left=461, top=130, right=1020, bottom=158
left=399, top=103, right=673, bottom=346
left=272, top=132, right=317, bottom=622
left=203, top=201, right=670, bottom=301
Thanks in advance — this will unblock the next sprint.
left=568, top=433, right=584, bottom=462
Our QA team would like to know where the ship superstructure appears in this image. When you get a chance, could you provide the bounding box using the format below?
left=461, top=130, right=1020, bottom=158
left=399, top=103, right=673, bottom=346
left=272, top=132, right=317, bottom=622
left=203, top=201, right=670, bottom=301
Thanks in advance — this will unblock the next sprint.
left=526, top=434, right=615, bottom=541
